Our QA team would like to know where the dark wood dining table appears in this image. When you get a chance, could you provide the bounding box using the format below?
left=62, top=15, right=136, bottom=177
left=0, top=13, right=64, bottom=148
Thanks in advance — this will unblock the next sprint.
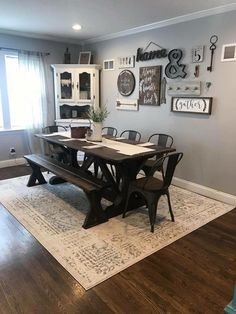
left=36, top=133, right=175, bottom=219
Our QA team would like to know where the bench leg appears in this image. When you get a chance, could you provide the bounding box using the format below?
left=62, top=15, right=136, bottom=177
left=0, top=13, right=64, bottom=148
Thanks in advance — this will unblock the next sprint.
left=27, top=162, right=47, bottom=187
left=82, top=191, right=108, bottom=229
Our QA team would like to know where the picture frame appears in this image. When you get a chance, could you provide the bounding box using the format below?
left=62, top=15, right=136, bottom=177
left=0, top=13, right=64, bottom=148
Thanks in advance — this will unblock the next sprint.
left=139, top=66, right=162, bottom=106
left=221, top=43, right=236, bottom=62
left=118, top=55, right=135, bottom=68
left=171, top=97, right=212, bottom=115
left=78, top=51, right=91, bottom=64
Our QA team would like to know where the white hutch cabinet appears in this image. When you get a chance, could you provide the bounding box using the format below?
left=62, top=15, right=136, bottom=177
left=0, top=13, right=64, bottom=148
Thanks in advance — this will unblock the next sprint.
left=51, top=64, right=101, bottom=127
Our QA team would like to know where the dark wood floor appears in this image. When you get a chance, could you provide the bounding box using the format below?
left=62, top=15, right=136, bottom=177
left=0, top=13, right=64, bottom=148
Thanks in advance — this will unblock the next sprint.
left=0, top=164, right=235, bottom=314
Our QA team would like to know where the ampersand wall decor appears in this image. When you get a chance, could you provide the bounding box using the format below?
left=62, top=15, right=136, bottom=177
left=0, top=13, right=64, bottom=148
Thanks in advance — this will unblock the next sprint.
left=165, top=49, right=187, bottom=79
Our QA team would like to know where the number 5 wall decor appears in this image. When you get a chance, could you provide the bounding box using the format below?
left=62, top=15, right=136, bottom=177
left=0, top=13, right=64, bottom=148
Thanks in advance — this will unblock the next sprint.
left=192, top=46, right=204, bottom=63
left=171, top=97, right=212, bottom=115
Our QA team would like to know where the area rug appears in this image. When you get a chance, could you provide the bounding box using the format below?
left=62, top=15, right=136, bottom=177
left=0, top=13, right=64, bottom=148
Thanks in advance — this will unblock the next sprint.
left=0, top=174, right=233, bottom=290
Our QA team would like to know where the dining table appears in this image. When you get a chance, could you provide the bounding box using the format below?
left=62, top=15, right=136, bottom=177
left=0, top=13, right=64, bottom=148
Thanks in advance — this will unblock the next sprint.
left=36, top=132, right=175, bottom=219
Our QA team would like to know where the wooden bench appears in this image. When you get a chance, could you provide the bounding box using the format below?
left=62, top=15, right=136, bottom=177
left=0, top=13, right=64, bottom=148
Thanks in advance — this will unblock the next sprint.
left=24, top=154, right=108, bottom=229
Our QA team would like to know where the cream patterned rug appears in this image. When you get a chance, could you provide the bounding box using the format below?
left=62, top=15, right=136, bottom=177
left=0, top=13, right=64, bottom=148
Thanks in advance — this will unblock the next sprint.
left=0, top=174, right=233, bottom=290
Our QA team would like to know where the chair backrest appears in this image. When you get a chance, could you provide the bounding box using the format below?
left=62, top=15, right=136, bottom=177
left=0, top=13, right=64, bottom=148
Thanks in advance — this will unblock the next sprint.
left=148, top=133, right=173, bottom=148
left=102, top=127, right=118, bottom=137
left=43, top=125, right=67, bottom=134
left=120, top=130, right=141, bottom=141
left=42, top=125, right=67, bottom=155
left=149, top=152, right=183, bottom=189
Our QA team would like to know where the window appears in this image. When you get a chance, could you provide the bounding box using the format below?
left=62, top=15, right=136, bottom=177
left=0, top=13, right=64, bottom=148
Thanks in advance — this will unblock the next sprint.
left=5, top=54, right=23, bottom=129
left=0, top=51, right=45, bottom=130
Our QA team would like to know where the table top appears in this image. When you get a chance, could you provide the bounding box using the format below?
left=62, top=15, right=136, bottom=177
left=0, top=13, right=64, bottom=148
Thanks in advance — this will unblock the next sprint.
left=37, top=133, right=175, bottom=163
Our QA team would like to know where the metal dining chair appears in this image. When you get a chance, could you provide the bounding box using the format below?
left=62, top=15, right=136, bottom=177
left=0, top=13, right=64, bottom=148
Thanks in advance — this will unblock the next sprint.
left=42, top=125, right=69, bottom=164
left=120, top=130, right=141, bottom=141
left=102, top=127, right=118, bottom=137
left=123, top=152, right=183, bottom=232
left=141, top=133, right=173, bottom=177
left=94, top=127, right=118, bottom=178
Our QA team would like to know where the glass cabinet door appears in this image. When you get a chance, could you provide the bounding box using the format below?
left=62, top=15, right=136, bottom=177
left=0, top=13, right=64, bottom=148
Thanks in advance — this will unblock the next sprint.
left=78, top=72, right=91, bottom=100
left=58, top=71, right=74, bottom=101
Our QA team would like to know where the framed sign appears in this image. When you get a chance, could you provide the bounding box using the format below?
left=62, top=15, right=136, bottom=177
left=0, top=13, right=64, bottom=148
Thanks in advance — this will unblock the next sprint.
left=117, top=70, right=135, bottom=96
left=139, top=65, right=162, bottom=106
left=171, top=97, right=212, bottom=115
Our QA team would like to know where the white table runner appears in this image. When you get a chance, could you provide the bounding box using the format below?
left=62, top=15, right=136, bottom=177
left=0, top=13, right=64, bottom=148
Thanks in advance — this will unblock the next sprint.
left=84, top=138, right=155, bottom=156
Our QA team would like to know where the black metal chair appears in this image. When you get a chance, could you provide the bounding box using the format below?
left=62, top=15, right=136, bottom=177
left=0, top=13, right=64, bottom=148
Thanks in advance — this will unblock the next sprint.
left=141, top=134, right=173, bottom=177
left=120, top=130, right=141, bottom=141
left=93, top=127, right=118, bottom=178
left=123, top=152, right=183, bottom=232
left=102, top=127, right=118, bottom=137
left=42, top=125, right=69, bottom=164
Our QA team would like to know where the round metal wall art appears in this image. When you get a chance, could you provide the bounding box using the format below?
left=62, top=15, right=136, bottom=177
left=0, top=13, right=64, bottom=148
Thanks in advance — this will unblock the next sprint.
left=117, top=70, right=135, bottom=96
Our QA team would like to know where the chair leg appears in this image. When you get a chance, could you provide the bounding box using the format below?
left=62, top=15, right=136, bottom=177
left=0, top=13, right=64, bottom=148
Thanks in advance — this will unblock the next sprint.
left=146, top=194, right=160, bottom=233
left=166, top=190, right=175, bottom=222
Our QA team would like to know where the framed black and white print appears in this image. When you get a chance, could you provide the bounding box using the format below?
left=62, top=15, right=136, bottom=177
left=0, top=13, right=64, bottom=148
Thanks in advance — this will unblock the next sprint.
left=171, top=97, right=212, bottom=115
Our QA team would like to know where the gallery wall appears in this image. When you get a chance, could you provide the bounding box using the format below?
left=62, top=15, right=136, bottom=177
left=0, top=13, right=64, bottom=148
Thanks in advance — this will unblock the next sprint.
left=86, top=10, right=236, bottom=196
left=0, top=33, right=81, bottom=161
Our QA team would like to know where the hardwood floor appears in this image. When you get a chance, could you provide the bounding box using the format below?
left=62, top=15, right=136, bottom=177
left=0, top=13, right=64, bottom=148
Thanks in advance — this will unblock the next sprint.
left=0, top=165, right=235, bottom=313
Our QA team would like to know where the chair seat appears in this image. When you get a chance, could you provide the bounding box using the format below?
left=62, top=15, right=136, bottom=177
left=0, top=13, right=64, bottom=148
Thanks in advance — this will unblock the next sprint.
left=132, top=176, right=164, bottom=191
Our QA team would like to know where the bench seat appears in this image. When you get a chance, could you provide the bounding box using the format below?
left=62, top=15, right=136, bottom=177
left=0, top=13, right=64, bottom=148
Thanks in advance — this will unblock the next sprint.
left=24, top=154, right=108, bottom=229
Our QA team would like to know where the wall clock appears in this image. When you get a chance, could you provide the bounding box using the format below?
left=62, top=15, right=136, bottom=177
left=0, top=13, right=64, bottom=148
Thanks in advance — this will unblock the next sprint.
left=117, top=70, right=135, bottom=96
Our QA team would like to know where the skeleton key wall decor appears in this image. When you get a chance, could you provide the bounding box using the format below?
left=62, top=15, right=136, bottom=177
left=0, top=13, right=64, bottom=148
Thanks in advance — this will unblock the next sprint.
left=207, top=35, right=218, bottom=72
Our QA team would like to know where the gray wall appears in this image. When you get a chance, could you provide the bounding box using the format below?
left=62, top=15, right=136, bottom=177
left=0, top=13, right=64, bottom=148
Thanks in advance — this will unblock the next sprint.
left=87, top=10, right=236, bottom=196
left=0, top=33, right=81, bottom=161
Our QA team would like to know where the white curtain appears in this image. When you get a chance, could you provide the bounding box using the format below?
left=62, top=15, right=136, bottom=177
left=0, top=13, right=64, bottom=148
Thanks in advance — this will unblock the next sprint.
left=18, top=51, right=50, bottom=153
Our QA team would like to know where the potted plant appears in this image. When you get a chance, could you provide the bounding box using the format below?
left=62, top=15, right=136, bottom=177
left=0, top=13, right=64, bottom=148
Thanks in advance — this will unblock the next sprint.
left=87, top=106, right=109, bottom=141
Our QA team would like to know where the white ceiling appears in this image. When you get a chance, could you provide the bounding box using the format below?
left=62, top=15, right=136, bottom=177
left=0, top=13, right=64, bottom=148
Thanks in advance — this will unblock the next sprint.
left=0, top=0, right=235, bottom=44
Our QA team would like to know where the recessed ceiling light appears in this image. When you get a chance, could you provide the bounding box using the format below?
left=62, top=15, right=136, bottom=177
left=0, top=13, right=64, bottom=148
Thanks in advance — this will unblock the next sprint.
left=72, top=24, right=82, bottom=31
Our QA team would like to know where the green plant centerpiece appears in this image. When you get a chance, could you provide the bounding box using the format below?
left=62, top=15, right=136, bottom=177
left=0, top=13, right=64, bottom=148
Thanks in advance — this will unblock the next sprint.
left=87, top=106, right=109, bottom=141
left=88, top=106, right=109, bottom=122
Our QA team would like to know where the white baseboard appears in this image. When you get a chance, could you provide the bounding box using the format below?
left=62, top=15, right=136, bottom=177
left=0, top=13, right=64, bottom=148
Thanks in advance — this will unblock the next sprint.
left=0, top=158, right=26, bottom=168
left=172, top=176, right=236, bottom=206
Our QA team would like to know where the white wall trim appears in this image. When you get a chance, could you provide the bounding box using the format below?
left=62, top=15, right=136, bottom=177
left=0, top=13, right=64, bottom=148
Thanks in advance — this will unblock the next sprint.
left=0, top=158, right=26, bottom=169
left=172, top=176, right=236, bottom=206
left=83, top=3, right=236, bottom=44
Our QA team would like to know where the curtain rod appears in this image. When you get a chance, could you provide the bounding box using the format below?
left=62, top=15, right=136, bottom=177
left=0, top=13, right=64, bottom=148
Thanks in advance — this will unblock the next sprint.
left=0, top=47, right=50, bottom=56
